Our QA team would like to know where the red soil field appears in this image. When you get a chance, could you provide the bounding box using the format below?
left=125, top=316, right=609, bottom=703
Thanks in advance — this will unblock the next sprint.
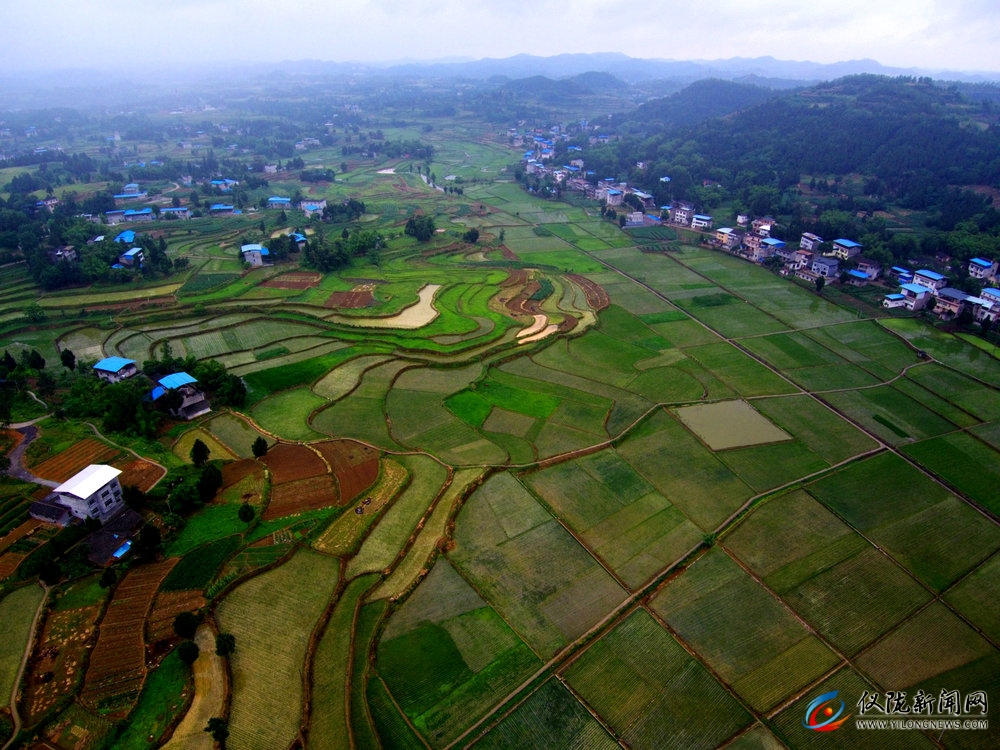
left=30, top=439, right=122, bottom=483
left=0, top=551, right=27, bottom=580
left=568, top=273, right=611, bottom=311
left=221, top=458, right=260, bottom=487
left=80, top=558, right=177, bottom=716
left=263, top=475, right=339, bottom=520
left=262, top=443, right=327, bottom=484
left=324, top=289, right=375, bottom=308
left=147, top=590, right=207, bottom=646
left=0, top=518, right=42, bottom=555
left=313, top=440, right=379, bottom=505
left=114, top=458, right=165, bottom=493
left=1, top=428, right=24, bottom=454
left=260, top=272, right=322, bottom=290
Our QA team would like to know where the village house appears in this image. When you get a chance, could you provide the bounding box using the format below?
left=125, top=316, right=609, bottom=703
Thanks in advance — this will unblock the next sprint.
left=268, top=196, right=292, bottom=209
left=669, top=203, right=695, bottom=225
left=300, top=199, right=327, bottom=218
left=117, top=247, right=144, bottom=267
left=122, top=208, right=154, bottom=223
left=912, top=269, right=949, bottom=293
left=933, top=287, right=969, bottom=320
left=831, top=239, right=863, bottom=260
left=844, top=269, right=870, bottom=287
left=159, top=206, right=190, bottom=220
left=152, top=372, right=211, bottom=420
left=898, top=282, right=934, bottom=311
left=30, top=465, right=125, bottom=524
left=604, top=189, right=623, bottom=207
left=241, top=243, right=271, bottom=267
left=799, top=232, right=823, bottom=252
left=883, top=293, right=907, bottom=309
left=890, top=266, right=914, bottom=283
left=715, top=228, right=743, bottom=250
left=691, top=214, right=713, bottom=230
left=811, top=256, right=840, bottom=278
left=969, top=257, right=997, bottom=281
left=210, top=204, right=235, bottom=216
left=93, top=356, right=138, bottom=383
left=855, top=257, right=882, bottom=280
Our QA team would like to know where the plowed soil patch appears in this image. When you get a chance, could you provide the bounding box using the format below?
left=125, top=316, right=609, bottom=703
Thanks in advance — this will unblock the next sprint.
left=31, top=439, right=122, bottom=482
left=0, top=518, right=42, bottom=554
left=325, top=290, right=374, bottom=309
left=147, top=590, right=207, bottom=645
left=568, top=273, right=610, bottom=311
left=314, top=440, right=379, bottom=504
left=222, top=459, right=260, bottom=487
left=81, top=558, right=177, bottom=716
left=262, top=443, right=327, bottom=484
left=263, top=475, right=339, bottom=520
left=114, top=458, right=165, bottom=492
left=261, top=272, right=321, bottom=290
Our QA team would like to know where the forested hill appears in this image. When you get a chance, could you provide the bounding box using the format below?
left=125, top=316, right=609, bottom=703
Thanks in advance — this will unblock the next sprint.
left=590, top=75, right=1000, bottom=210
left=612, top=79, right=784, bottom=133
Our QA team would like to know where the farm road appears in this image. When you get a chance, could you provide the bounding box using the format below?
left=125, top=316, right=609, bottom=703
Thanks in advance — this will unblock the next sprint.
left=6, top=423, right=58, bottom=489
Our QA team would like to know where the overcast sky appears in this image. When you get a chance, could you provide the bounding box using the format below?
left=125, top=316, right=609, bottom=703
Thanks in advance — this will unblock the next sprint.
left=4, top=0, right=998, bottom=75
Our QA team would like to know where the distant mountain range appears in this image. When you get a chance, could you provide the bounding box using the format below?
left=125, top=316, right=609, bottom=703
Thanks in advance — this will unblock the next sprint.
left=2, top=53, right=996, bottom=110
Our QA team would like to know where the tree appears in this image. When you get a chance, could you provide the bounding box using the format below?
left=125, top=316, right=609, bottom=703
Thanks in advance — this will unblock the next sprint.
left=177, top=639, right=200, bottom=665
left=99, top=567, right=117, bottom=589
left=463, top=228, right=479, bottom=244
left=27, top=349, right=45, bottom=371
left=205, top=717, right=229, bottom=747
left=190, top=438, right=210, bottom=467
left=251, top=436, right=268, bottom=458
left=135, top=524, right=162, bottom=561
left=815, top=276, right=826, bottom=294
left=173, top=610, right=201, bottom=640
left=24, top=303, right=46, bottom=324
left=60, top=348, right=76, bottom=370
left=215, top=633, right=236, bottom=657
left=238, top=502, right=255, bottom=524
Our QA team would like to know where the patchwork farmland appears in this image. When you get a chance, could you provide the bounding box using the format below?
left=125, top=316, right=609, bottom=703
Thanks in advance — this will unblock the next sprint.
left=1, top=123, right=998, bottom=750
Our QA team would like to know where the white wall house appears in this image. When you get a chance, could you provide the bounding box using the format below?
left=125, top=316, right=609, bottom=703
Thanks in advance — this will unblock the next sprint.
left=51, top=465, right=125, bottom=523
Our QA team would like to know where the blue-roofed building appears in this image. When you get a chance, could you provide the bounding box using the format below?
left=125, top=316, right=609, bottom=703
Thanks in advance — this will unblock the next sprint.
left=883, top=293, right=907, bottom=309
left=268, top=196, right=292, bottom=208
left=105, top=210, right=126, bottom=225
left=123, top=207, right=153, bottom=223
left=982, top=288, right=1000, bottom=305
left=160, top=206, right=190, bottom=219
left=691, top=214, right=713, bottom=230
left=300, top=199, right=327, bottom=217
left=913, top=269, right=948, bottom=292
left=832, top=238, right=863, bottom=260
left=118, top=247, right=144, bottom=268
left=845, top=269, right=870, bottom=287
left=114, top=230, right=136, bottom=244
left=210, top=204, right=235, bottom=215
left=969, top=257, right=997, bottom=280
left=154, top=372, right=210, bottom=420
left=288, top=232, right=307, bottom=248
left=900, top=282, right=934, bottom=310
left=241, top=243, right=271, bottom=268
left=93, top=357, right=138, bottom=383
left=604, top=188, right=623, bottom=206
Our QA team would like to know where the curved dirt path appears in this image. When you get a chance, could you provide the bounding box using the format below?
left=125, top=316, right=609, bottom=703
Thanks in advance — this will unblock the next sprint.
left=161, top=624, right=227, bottom=750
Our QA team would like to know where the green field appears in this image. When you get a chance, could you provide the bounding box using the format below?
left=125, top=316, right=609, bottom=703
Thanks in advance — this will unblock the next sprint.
left=216, top=549, right=340, bottom=750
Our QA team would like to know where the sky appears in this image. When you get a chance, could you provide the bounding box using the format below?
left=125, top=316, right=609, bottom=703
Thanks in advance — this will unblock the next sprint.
left=3, top=0, right=999, bottom=75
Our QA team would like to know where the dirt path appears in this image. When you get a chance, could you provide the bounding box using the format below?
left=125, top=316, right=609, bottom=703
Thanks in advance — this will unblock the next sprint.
left=6, top=423, right=58, bottom=489
left=161, top=624, right=227, bottom=750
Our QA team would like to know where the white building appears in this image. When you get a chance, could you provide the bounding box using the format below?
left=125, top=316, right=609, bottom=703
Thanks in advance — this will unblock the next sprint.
left=50, top=465, right=125, bottom=523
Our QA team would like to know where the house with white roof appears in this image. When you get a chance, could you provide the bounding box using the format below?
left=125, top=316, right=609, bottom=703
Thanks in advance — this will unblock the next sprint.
left=46, top=465, right=124, bottom=523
